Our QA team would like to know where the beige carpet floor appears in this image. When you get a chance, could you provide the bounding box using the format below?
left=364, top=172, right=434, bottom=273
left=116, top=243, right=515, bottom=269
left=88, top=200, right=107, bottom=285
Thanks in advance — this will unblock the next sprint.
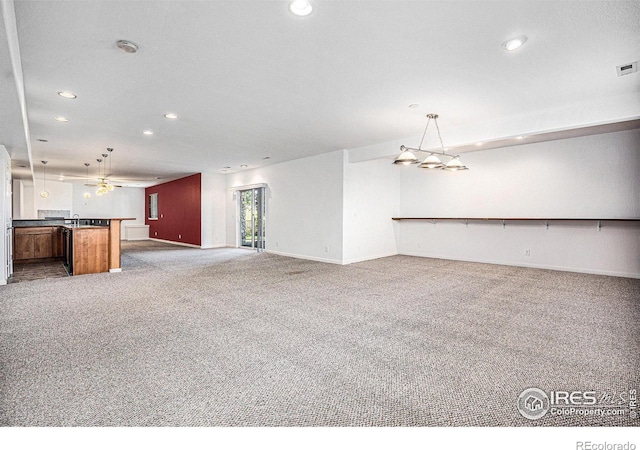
left=1, top=241, right=638, bottom=426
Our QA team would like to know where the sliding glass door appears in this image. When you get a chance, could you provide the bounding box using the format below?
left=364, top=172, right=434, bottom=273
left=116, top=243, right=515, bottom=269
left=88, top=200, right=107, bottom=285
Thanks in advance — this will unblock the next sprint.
left=239, top=187, right=265, bottom=251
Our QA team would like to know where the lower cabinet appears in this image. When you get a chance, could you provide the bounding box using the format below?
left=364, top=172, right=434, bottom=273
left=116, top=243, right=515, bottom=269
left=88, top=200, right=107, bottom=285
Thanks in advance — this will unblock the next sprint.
left=14, top=227, right=55, bottom=260
left=14, top=226, right=109, bottom=276
left=53, top=227, right=64, bottom=257
left=71, top=227, right=109, bottom=275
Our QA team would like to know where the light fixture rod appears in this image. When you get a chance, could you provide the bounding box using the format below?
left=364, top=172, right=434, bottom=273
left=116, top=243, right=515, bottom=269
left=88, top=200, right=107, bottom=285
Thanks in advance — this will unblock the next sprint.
left=416, top=113, right=446, bottom=153
left=400, top=145, right=459, bottom=159
left=417, top=117, right=432, bottom=150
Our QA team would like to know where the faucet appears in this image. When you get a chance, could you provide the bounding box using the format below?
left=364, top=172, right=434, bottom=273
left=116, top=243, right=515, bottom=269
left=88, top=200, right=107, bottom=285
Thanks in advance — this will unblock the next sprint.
left=72, top=214, right=80, bottom=226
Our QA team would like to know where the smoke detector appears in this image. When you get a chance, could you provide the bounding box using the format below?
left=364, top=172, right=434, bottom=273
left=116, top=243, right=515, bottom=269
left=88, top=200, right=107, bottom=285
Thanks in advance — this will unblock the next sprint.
left=116, top=40, right=138, bottom=54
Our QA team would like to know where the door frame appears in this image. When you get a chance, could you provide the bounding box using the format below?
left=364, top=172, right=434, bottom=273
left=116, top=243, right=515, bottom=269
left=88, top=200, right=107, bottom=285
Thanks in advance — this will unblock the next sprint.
left=232, top=183, right=267, bottom=251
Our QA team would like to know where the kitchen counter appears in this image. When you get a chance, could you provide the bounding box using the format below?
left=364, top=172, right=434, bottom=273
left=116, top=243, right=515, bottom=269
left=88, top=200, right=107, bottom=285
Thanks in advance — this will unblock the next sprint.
left=61, top=225, right=109, bottom=229
left=62, top=226, right=109, bottom=276
left=13, top=219, right=67, bottom=227
left=12, top=217, right=135, bottom=275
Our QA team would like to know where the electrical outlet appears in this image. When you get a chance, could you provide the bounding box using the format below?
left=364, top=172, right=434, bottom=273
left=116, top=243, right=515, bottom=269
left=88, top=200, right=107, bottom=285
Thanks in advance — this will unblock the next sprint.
left=154, top=231, right=157, bottom=236
left=525, top=249, right=530, bottom=256
left=179, top=234, right=182, bottom=239
left=276, top=241, right=279, bottom=247
left=325, top=246, right=329, bottom=253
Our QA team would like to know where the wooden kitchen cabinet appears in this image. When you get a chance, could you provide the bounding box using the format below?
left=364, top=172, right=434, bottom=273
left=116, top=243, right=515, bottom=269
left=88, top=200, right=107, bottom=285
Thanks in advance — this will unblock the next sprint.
left=69, top=227, right=109, bottom=275
left=14, top=227, right=55, bottom=260
left=34, top=233, right=53, bottom=258
left=53, top=227, right=64, bottom=257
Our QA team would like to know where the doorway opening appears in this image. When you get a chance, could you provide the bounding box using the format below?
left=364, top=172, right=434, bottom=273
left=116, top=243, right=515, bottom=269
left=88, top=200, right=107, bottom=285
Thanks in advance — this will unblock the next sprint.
left=238, top=187, right=265, bottom=251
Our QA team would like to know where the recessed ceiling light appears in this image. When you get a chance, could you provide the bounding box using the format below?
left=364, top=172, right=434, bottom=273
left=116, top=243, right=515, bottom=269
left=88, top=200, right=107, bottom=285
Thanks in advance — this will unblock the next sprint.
left=223, top=166, right=231, bottom=169
left=240, top=165, right=248, bottom=168
left=58, top=91, right=76, bottom=99
left=116, top=39, right=138, bottom=54
left=54, top=116, right=69, bottom=122
left=164, top=113, right=178, bottom=119
left=263, top=156, right=271, bottom=160
left=475, top=142, right=483, bottom=146
left=221, top=169, right=228, bottom=173
left=408, top=104, right=420, bottom=109
left=142, top=130, right=153, bottom=135
left=501, top=36, right=527, bottom=51
left=516, top=135, right=526, bottom=140
left=289, top=0, right=313, bottom=16
left=37, top=139, right=48, bottom=142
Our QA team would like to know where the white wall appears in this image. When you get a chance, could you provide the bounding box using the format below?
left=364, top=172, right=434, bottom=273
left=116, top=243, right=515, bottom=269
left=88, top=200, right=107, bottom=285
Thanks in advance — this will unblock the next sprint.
left=11, top=179, right=23, bottom=218
left=342, top=157, right=400, bottom=264
left=201, top=172, right=227, bottom=248
left=396, top=129, right=640, bottom=278
left=32, top=179, right=73, bottom=217
left=22, top=184, right=34, bottom=218
left=1, top=146, right=11, bottom=285
left=226, top=150, right=345, bottom=264
left=72, top=184, right=145, bottom=236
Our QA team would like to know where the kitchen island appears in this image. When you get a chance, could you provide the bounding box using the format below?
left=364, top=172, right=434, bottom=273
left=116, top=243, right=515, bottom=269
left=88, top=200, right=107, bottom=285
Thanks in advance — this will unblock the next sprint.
left=13, top=217, right=135, bottom=276
left=61, top=225, right=109, bottom=276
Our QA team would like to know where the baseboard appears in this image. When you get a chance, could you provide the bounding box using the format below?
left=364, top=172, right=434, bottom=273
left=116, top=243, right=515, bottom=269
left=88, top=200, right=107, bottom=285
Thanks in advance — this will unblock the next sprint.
left=200, top=244, right=228, bottom=249
left=125, top=237, right=149, bottom=241
left=265, top=250, right=399, bottom=266
left=266, top=249, right=343, bottom=265
left=399, top=251, right=640, bottom=279
left=342, top=252, right=399, bottom=265
left=109, top=268, right=122, bottom=273
left=149, top=238, right=202, bottom=249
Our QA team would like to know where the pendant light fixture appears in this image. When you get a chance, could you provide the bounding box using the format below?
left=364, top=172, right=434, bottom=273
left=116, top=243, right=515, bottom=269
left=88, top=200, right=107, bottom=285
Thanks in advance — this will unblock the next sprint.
left=83, top=163, right=91, bottom=199
left=96, top=158, right=107, bottom=196
left=93, top=148, right=117, bottom=196
left=40, top=161, right=49, bottom=198
left=101, top=152, right=113, bottom=192
left=393, top=113, right=469, bottom=171
left=106, top=148, right=114, bottom=191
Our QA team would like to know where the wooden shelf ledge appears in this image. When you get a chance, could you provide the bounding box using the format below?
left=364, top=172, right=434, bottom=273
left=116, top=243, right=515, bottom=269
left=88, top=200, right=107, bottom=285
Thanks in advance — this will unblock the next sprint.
left=392, top=218, right=640, bottom=221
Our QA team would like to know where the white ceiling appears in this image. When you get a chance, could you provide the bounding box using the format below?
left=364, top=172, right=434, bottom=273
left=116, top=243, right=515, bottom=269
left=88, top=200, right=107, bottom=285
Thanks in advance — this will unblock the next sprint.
left=3, top=0, right=640, bottom=186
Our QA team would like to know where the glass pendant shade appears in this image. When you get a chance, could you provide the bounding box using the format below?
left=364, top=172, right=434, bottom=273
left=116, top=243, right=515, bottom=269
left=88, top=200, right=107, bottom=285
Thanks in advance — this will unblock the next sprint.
left=443, top=156, right=468, bottom=171
left=40, top=160, right=49, bottom=198
left=393, top=149, right=420, bottom=165
left=418, top=154, right=445, bottom=169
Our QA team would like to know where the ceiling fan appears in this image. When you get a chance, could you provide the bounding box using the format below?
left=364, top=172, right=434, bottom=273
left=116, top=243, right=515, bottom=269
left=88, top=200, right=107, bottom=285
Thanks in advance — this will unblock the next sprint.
left=84, top=177, right=123, bottom=189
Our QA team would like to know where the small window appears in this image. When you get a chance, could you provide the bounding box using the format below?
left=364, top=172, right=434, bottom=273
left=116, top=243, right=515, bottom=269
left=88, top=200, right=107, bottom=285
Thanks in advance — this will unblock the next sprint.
left=148, top=193, right=158, bottom=220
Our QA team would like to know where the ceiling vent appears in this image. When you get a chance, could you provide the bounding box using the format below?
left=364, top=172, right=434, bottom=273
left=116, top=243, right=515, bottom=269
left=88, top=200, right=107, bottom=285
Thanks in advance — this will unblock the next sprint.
left=616, top=61, right=637, bottom=76
left=116, top=40, right=138, bottom=54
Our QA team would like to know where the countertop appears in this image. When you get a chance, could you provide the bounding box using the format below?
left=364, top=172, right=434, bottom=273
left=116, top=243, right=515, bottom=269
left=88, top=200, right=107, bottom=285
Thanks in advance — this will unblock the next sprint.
left=13, top=218, right=135, bottom=228
left=61, top=225, right=109, bottom=230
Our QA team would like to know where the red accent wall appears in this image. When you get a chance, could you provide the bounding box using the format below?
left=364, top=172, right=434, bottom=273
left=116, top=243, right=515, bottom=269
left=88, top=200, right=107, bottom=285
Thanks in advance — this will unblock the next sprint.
left=145, top=173, right=201, bottom=246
